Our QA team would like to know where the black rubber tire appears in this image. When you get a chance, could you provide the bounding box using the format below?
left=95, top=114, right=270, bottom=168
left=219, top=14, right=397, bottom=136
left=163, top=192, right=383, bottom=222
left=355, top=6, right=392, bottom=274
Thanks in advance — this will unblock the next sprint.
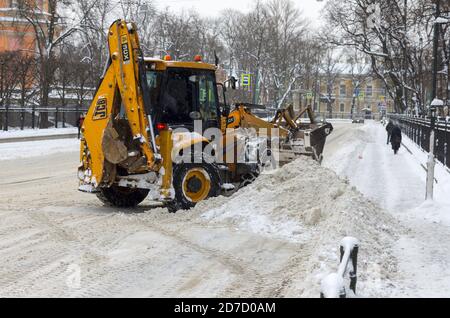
left=170, top=162, right=221, bottom=212
left=96, top=186, right=150, bottom=208
left=239, top=171, right=260, bottom=189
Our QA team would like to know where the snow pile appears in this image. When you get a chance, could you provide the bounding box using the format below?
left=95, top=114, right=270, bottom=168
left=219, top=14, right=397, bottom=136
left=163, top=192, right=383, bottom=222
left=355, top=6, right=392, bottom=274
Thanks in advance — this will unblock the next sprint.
left=407, top=200, right=450, bottom=226
left=0, top=139, right=79, bottom=161
left=400, top=136, right=450, bottom=226
left=190, top=157, right=401, bottom=297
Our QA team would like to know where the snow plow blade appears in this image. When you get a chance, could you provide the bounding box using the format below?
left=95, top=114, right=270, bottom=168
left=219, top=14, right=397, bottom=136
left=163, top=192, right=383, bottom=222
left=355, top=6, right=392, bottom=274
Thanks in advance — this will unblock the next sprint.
left=228, top=103, right=333, bottom=165
left=273, top=104, right=333, bottom=164
left=310, top=122, right=334, bottom=160
left=291, top=121, right=333, bottom=163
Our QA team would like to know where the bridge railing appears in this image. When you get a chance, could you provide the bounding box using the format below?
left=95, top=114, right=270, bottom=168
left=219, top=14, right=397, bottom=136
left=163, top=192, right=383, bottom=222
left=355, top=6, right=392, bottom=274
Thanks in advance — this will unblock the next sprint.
left=388, top=114, right=450, bottom=169
left=0, top=107, right=89, bottom=131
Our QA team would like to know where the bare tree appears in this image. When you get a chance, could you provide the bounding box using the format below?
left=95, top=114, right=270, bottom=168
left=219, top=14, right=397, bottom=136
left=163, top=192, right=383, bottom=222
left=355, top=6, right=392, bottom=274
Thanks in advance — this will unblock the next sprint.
left=15, top=55, right=38, bottom=129
left=320, top=48, right=343, bottom=116
left=264, top=0, right=306, bottom=107
left=219, top=9, right=245, bottom=76
left=118, top=0, right=157, bottom=56
left=0, top=52, right=20, bottom=110
left=55, top=42, right=75, bottom=111
left=323, top=0, right=445, bottom=113
left=78, top=0, right=116, bottom=74
left=344, top=49, right=371, bottom=115
left=15, top=0, right=94, bottom=127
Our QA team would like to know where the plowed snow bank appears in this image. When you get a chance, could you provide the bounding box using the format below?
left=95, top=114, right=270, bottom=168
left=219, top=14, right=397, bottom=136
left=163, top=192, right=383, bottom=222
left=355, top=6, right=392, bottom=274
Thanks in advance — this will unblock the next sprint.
left=191, top=158, right=402, bottom=296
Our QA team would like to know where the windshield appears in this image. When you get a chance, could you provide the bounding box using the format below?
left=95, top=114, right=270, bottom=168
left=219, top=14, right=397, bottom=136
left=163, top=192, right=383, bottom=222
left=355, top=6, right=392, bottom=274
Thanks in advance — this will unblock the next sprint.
left=145, top=69, right=162, bottom=114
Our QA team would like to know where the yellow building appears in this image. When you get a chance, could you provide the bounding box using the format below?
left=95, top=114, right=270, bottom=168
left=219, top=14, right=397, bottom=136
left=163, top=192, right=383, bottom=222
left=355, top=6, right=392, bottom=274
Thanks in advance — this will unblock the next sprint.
left=331, top=76, right=393, bottom=115
left=294, top=68, right=394, bottom=117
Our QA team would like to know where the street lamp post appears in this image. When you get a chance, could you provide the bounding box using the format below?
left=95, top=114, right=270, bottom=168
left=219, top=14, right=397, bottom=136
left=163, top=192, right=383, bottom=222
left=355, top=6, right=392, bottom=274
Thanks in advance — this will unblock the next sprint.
left=425, top=0, right=438, bottom=200
left=426, top=99, right=443, bottom=200
left=403, top=0, right=408, bottom=112
left=432, top=0, right=441, bottom=100
left=426, top=107, right=436, bottom=200
left=426, top=0, right=449, bottom=200
left=0, top=60, right=7, bottom=132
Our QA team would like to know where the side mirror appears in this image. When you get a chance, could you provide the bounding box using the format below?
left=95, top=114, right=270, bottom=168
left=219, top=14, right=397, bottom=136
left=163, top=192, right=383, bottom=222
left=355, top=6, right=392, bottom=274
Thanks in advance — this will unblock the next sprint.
left=189, top=111, right=202, bottom=120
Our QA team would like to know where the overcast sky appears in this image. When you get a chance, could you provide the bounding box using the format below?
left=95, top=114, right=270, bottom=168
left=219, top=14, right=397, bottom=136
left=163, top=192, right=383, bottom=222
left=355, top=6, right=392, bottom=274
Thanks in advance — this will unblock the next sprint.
left=152, top=0, right=326, bottom=28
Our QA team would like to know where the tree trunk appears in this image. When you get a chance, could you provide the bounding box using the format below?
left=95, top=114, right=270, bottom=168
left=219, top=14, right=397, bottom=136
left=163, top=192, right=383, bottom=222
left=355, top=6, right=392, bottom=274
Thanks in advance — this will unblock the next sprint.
left=394, top=93, right=404, bottom=114
left=39, top=59, right=52, bottom=128
left=39, top=85, right=50, bottom=128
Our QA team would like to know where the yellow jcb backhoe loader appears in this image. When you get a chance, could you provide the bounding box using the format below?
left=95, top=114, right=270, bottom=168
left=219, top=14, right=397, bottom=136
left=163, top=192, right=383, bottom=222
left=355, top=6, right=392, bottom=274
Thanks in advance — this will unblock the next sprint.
left=79, top=19, right=249, bottom=211
left=78, top=19, right=333, bottom=212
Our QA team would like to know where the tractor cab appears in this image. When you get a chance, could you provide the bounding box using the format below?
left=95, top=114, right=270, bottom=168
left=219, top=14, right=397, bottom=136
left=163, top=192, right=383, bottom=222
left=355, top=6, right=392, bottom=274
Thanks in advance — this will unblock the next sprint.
left=144, top=57, right=226, bottom=133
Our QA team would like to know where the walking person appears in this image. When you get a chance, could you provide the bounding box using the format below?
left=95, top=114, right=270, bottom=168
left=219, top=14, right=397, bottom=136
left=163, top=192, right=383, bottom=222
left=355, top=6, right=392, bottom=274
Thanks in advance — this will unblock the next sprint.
left=77, top=113, right=85, bottom=139
left=386, top=120, right=394, bottom=145
left=390, top=125, right=402, bottom=155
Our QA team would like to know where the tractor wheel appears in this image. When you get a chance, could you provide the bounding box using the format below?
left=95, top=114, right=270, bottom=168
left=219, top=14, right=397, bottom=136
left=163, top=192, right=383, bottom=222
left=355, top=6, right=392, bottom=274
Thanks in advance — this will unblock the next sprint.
left=168, top=162, right=221, bottom=213
left=239, top=172, right=260, bottom=189
left=96, top=185, right=149, bottom=208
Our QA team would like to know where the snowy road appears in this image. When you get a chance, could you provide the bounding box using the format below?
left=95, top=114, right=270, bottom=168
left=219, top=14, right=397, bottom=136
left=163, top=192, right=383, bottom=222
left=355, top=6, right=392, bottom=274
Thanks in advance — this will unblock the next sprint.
left=1, top=122, right=449, bottom=297
left=324, top=121, right=450, bottom=297
left=0, top=149, right=309, bottom=297
left=0, top=132, right=397, bottom=298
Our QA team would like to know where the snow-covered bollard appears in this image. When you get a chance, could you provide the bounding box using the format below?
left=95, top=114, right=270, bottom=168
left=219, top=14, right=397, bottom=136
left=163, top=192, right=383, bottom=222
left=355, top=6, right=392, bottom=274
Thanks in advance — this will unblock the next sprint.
left=339, top=237, right=359, bottom=295
left=320, top=237, right=359, bottom=298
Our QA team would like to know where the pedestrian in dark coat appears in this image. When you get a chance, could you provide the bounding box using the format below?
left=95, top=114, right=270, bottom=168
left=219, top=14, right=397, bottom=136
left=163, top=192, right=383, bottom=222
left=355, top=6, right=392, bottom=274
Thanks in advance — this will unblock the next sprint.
left=390, top=125, right=402, bottom=155
left=77, top=114, right=85, bottom=139
left=386, top=120, right=394, bottom=145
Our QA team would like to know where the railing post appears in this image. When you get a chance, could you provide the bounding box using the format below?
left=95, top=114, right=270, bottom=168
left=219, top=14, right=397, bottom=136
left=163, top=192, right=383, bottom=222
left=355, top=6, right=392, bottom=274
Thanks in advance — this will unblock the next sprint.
left=20, top=108, right=25, bottom=130
left=31, top=105, right=35, bottom=129
left=4, top=104, right=8, bottom=131
left=320, top=237, right=359, bottom=298
left=55, top=107, right=59, bottom=128
left=445, top=119, right=448, bottom=168
left=426, top=116, right=436, bottom=200
left=349, top=245, right=359, bottom=294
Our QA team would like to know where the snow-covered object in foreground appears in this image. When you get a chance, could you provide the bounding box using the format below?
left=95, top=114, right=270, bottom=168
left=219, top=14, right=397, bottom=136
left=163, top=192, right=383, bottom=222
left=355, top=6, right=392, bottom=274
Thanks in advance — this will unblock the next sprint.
left=321, top=273, right=345, bottom=298
left=321, top=237, right=360, bottom=298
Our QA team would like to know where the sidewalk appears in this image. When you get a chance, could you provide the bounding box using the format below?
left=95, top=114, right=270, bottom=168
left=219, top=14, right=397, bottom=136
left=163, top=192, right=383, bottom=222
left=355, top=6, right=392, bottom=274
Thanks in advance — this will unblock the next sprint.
left=0, top=127, right=77, bottom=139
left=324, top=121, right=450, bottom=297
left=0, top=127, right=78, bottom=143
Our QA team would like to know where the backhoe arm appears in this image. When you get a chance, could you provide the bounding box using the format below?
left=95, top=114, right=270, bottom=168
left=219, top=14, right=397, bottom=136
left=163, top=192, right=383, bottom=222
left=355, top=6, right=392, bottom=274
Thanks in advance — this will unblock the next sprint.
left=80, top=20, right=159, bottom=188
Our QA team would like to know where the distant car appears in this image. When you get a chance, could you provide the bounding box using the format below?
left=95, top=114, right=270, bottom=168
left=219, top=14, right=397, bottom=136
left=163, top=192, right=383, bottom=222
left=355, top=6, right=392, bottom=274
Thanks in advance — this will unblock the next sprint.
left=352, top=116, right=365, bottom=124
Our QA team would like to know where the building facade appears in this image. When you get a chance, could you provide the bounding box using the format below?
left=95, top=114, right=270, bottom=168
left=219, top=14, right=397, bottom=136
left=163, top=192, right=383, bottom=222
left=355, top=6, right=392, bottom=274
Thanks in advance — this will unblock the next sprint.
left=293, top=72, right=394, bottom=118
left=0, top=0, right=49, bottom=53
left=327, top=75, right=393, bottom=115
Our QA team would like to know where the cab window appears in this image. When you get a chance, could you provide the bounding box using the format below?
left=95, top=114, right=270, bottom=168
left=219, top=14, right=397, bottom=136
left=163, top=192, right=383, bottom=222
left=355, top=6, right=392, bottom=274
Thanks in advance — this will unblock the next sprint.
left=146, top=69, right=162, bottom=112
left=198, top=75, right=218, bottom=122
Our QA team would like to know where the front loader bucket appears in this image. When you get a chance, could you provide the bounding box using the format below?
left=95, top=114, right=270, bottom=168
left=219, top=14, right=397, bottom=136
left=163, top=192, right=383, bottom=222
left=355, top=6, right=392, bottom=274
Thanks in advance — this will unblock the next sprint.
left=308, top=122, right=333, bottom=161
left=285, top=122, right=333, bottom=164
